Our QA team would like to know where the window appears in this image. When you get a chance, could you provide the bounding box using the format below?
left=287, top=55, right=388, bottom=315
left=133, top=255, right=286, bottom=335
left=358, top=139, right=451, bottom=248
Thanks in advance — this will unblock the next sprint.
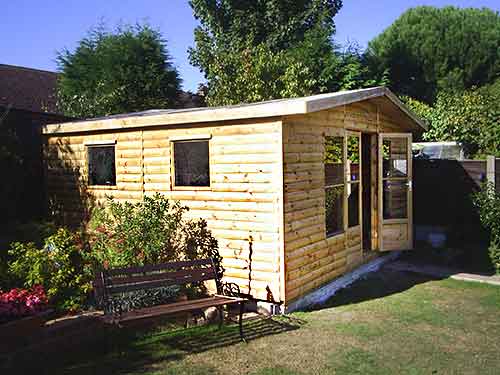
left=325, top=136, right=344, bottom=237
left=347, top=134, right=361, bottom=227
left=87, top=145, right=116, bottom=186
left=173, top=140, right=210, bottom=187
left=382, top=138, right=408, bottom=219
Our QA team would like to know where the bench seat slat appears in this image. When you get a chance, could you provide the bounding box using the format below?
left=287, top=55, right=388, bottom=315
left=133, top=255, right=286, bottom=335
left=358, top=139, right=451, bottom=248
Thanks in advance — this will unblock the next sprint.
left=101, top=296, right=245, bottom=324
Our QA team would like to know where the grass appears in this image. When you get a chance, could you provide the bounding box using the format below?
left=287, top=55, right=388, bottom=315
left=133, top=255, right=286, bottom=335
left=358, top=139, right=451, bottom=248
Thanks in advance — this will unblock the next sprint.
left=5, top=269, right=500, bottom=375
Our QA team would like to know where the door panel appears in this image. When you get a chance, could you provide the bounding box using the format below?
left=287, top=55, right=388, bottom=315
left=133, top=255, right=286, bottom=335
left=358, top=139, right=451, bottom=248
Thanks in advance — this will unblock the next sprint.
left=378, top=134, right=413, bottom=251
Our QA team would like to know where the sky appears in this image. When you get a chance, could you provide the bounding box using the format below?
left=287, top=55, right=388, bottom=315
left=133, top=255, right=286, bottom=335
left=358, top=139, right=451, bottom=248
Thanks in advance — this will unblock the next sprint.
left=1, top=0, right=499, bottom=92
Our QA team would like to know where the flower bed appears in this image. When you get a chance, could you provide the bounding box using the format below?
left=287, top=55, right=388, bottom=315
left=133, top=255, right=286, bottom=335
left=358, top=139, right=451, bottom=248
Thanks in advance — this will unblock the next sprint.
left=0, top=285, right=48, bottom=324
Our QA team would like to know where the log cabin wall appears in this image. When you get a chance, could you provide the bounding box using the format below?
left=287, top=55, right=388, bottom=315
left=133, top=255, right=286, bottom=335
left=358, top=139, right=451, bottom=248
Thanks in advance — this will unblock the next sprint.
left=281, top=101, right=404, bottom=304
left=44, top=119, right=284, bottom=302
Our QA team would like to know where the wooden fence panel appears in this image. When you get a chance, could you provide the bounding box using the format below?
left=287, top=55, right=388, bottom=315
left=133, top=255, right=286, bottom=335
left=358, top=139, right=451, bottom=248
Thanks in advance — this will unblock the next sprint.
left=413, top=159, right=489, bottom=245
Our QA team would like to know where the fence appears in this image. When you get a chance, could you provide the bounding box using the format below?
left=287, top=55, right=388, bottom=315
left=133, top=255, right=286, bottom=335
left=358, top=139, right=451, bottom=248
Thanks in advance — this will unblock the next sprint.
left=413, top=157, right=499, bottom=245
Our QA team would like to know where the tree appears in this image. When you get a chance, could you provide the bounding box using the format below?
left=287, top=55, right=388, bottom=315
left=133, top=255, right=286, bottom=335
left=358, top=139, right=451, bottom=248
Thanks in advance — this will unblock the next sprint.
left=368, top=6, right=500, bottom=103
left=403, top=82, right=500, bottom=157
left=188, top=0, right=386, bottom=106
left=57, top=23, right=181, bottom=118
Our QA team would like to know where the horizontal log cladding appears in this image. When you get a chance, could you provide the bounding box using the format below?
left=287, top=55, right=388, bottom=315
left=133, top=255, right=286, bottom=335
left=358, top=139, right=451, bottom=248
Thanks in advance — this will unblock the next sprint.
left=44, top=120, right=284, bottom=302
left=282, top=103, right=387, bottom=303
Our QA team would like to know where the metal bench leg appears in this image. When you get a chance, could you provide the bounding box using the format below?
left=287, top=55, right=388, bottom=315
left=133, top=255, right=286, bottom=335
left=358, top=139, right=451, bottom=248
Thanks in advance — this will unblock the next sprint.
left=239, top=301, right=245, bottom=342
left=218, top=306, right=224, bottom=329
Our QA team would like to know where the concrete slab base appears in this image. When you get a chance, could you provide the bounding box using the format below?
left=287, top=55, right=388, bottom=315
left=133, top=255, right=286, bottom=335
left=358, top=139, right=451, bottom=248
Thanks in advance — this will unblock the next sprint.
left=285, top=251, right=401, bottom=313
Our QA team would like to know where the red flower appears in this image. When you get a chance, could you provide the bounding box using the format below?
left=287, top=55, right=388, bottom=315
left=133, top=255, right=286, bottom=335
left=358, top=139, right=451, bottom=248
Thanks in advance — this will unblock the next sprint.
left=0, top=285, right=48, bottom=322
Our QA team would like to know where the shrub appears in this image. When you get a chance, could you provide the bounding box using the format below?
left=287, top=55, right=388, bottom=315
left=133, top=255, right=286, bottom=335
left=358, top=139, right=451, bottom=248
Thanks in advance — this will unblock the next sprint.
left=87, top=194, right=222, bottom=310
left=489, top=239, right=500, bottom=275
left=87, top=193, right=221, bottom=271
left=473, top=183, right=500, bottom=273
left=8, top=228, right=92, bottom=311
left=0, top=285, right=48, bottom=324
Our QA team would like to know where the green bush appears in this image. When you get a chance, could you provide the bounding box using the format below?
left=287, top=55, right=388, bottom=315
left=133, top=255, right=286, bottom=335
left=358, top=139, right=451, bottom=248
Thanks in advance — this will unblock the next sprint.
left=4, top=195, right=222, bottom=313
left=473, top=184, right=500, bottom=274
left=86, top=193, right=221, bottom=271
left=8, top=228, right=92, bottom=311
left=488, top=240, right=500, bottom=275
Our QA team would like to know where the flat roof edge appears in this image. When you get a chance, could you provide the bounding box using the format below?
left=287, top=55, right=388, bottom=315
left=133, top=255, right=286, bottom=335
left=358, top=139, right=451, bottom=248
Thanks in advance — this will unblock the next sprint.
left=42, top=87, right=426, bottom=135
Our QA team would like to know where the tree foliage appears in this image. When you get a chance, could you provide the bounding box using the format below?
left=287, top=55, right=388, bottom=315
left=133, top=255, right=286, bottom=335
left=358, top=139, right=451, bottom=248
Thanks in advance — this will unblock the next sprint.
left=189, top=0, right=386, bottom=106
left=403, top=82, right=500, bottom=157
left=368, top=6, right=500, bottom=103
left=57, top=23, right=181, bottom=118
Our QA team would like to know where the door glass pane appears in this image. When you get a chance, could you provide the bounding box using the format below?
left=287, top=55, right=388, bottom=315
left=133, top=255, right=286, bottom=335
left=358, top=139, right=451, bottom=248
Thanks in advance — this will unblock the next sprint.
left=325, top=136, right=344, bottom=186
left=383, top=180, right=408, bottom=219
left=326, top=185, right=344, bottom=236
left=348, top=182, right=360, bottom=227
left=347, top=136, right=360, bottom=182
left=383, top=138, right=407, bottom=178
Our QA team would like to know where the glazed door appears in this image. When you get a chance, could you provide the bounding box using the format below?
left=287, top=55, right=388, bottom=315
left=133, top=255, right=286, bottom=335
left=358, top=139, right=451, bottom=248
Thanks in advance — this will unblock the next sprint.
left=378, top=134, right=413, bottom=251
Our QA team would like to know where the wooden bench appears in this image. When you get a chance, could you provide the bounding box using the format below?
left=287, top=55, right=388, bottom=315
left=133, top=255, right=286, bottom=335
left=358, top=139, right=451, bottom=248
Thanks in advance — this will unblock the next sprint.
left=94, top=258, right=247, bottom=339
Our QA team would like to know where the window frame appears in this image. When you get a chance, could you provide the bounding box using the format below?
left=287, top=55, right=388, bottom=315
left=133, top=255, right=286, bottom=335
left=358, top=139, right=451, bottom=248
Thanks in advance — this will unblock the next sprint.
left=170, top=136, right=212, bottom=191
left=85, top=141, right=117, bottom=188
left=324, top=130, right=363, bottom=239
left=324, top=133, right=347, bottom=238
left=346, top=131, right=362, bottom=229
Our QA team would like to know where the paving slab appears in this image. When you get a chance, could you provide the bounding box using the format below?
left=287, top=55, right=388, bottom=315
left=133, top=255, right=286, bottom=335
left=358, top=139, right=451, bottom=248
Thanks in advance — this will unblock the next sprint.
left=386, top=261, right=500, bottom=286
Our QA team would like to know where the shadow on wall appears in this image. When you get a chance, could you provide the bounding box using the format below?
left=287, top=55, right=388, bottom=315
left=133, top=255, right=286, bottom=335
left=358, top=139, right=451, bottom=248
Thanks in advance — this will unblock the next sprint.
left=44, top=137, right=95, bottom=229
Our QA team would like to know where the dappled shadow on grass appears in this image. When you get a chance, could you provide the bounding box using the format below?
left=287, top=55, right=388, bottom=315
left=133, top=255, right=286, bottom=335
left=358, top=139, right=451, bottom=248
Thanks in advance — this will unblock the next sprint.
left=307, top=268, right=443, bottom=311
left=3, top=316, right=303, bottom=375
left=158, top=315, right=303, bottom=354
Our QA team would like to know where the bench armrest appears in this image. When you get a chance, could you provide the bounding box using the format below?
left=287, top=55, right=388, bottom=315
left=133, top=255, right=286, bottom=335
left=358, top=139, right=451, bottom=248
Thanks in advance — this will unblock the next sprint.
left=220, top=282, right=242, bottom=298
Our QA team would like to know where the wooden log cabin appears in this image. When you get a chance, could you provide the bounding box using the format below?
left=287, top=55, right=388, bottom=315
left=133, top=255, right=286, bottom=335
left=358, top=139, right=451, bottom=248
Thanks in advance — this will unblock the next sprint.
left=42, top=87, right=426, bottom=311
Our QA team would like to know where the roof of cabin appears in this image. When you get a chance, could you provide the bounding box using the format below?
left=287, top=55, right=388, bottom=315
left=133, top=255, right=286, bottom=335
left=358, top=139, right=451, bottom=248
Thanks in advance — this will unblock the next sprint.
left=42, top=86, right=426, bottom=134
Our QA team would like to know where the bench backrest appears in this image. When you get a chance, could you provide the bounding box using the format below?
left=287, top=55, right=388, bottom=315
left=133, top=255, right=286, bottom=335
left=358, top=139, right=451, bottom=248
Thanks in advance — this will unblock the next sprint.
left=94, top=258, right=219, bottom=301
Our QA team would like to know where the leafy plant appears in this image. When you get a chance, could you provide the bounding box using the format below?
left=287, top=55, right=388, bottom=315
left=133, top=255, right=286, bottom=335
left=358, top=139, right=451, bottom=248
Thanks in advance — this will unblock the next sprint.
left=8, top=228, right=92, bottom=311
left=87, top=193, right=221, bottom=272
left=402, top=83, right=500, bottom=158
left=87, top=194, right=222, bottom=310
left=473, top=184, right=500, bottom=273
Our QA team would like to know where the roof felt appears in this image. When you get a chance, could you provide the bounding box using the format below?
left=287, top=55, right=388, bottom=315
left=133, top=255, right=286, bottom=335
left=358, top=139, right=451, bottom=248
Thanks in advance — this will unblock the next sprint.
left=0, top=64, right=60, bottom=114
left=43, top=86, right=426, bottom=134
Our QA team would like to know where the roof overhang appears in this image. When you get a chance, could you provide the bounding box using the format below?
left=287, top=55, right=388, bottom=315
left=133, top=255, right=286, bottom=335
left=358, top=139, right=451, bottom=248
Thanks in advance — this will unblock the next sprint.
left=42, top=86, right=426, bottom=135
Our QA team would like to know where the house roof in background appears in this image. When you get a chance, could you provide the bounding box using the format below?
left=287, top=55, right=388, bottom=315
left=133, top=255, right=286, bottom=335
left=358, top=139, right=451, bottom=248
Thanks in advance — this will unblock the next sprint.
left=43, top=87, right=426, bottom=134
left=0, top=64, right=60, bottom=114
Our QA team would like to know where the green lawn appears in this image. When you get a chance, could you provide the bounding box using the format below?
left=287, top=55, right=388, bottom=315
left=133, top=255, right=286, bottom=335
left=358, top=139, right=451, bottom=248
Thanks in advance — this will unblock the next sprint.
left=8, top=269, right=500, bottom=375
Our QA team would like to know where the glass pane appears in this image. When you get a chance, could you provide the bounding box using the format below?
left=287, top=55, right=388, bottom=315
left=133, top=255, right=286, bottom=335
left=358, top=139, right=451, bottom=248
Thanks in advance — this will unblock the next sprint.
left=88, top=146, right=116, bottom=186
left=325, top=185, right=344, bottom=236
left=348, top=182, right=360, bottom=227
left=383, top=180, right=408, bottom=219
left=325, top=136, right=344, bottom=186
left=383, top=138, right=408, bottom=178
left=174, top=140, right=210, bottom=187
left=347, top=136, right=360, bottom=182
